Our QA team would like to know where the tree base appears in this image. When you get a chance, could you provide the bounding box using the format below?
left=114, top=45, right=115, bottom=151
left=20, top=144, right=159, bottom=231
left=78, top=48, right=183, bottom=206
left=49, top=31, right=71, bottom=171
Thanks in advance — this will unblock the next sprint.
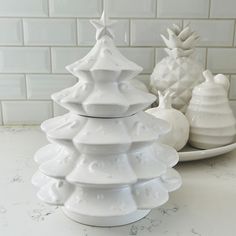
left=62, top=208, right=151, bottom=227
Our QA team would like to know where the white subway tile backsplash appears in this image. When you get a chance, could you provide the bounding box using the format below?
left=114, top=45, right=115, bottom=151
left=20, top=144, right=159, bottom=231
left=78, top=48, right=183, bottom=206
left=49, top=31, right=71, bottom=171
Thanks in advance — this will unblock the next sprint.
left=0, top=0, right=235, bottom=125
left=53, top=102, right=68, bottom=116
left=155, top=48, right=173, bottom=63
left=194, top=48, right=207, bottom=68
left=131, top=20, right=181, bottom=46
left=2, top=101, right=52, bottom=125
left=229, top=76, right=236, bottom=100
left=135, top=75, right=150, bottom=87
left=120, top=48, right=155, bottom=73
left=108, top=0, right=156, bottom=18
left=78, top=19, right=129, bottom=46
left=207, top=48, right=236, bottom=73
left=0, top=74, right=26, bottom=99
left=157, top=0, right=209, bottom=18
left=0, top=47, right=50, bottom=73
left=23, top=19, right=77, bottom=46
left=77, top=20, right=96, bottom=46
left=51, top=47, right=91, bottom=73
left=49, top=0, right=102, bottom=17
left=0, top=19, right=23, bottom=45
left=0, top=0, right=48, bottom=17
left=156, top=48, right=206, bottom=67
left=184, top=20, right=234, bottom=47
left=211, top=0, right=236, bottom=18
left=26, top=74, right=77, bottom=99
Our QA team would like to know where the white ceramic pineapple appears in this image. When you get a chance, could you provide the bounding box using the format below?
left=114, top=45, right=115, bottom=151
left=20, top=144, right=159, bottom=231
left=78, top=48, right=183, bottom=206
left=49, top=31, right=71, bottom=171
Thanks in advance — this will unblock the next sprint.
left=146, top=91, right=189, bottom=151
left=186, top=70, right=236, bottom=149
left=150, top=24, right=204, bottom=113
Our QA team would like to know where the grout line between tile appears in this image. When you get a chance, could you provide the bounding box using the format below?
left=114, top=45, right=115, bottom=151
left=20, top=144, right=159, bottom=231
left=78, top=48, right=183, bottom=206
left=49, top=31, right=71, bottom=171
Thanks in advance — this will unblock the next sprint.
left=228, top=75, right=232, bottom=98
left=232, top=20, right=236, bottom=47
left=155, top=0, right=158, bottom=18
left=21, top=18, right=25, bottom=46
left=47, top=0, right=50, bottom=17
left=0, top=70, right=236, bottom=76
left=75, top=18, right=79, bottom=46
left=50, top=100, right=54, bottom=117
left=205, top=48, right=208, bottom=69
left=101, top=0, right=104, bottom=12
left=208, top=0, right=212, bottom=18
left=154, top=48, right=157, bottom=65
left=0, top=99, right=52, bottom=102
left=49, top=47, right=53, bottom=73
left=128, top=19, right=131, bottom=46
left=0, top=102, right=4, bottom=125
left=24, top=73, right=28, bottom=99
left=1, top=16, right=236, bottom=20
left=152, top=47, right=156, bottom=69
left=0, top=45, right=236, bottom=48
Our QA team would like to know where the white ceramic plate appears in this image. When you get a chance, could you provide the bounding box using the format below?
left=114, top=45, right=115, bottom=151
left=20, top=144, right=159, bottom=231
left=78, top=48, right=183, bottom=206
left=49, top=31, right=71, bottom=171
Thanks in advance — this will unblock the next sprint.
left=178, top=141, right=236, bottom=162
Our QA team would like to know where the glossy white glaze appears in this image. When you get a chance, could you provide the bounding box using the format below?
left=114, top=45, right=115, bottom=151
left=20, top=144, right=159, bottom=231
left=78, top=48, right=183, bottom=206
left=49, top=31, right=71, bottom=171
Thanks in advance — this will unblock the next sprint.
left=150, top=24, right=204, bottom=113
left=186, top=70, right=236, bottom=149
left=32, top=10, right=181, bottom=226
left=146, top=91, right=189, bottom=151
left=179, top=140, right=236, bottom=161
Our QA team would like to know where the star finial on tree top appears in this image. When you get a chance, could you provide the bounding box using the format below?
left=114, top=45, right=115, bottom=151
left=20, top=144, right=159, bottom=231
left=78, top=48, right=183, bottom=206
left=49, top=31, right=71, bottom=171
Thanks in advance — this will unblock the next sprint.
left=90, top=9, right=116, bottom=40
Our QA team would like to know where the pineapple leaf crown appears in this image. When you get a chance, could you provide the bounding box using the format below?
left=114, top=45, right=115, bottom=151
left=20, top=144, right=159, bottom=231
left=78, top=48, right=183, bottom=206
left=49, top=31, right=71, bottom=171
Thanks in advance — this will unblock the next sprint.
left=161, top=24, right=200, bottom=58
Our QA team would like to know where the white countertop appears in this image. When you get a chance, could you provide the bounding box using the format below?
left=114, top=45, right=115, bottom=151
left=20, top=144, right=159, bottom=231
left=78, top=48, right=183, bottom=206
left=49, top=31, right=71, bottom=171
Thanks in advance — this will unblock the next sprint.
left=0, top=127, right=236, bottom=236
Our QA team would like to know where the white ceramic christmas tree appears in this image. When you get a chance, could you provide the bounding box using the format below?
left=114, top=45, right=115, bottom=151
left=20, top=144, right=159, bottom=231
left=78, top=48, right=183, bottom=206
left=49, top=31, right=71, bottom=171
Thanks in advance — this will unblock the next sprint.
left=32, top=9, right=181, bottom=227
left=150, top=24, right=204, bottom=113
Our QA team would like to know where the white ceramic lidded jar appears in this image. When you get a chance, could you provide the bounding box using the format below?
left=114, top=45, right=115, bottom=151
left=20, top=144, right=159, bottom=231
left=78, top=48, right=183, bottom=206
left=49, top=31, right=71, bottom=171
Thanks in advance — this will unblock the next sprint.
left=186, top=70, right=236, bottom=149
